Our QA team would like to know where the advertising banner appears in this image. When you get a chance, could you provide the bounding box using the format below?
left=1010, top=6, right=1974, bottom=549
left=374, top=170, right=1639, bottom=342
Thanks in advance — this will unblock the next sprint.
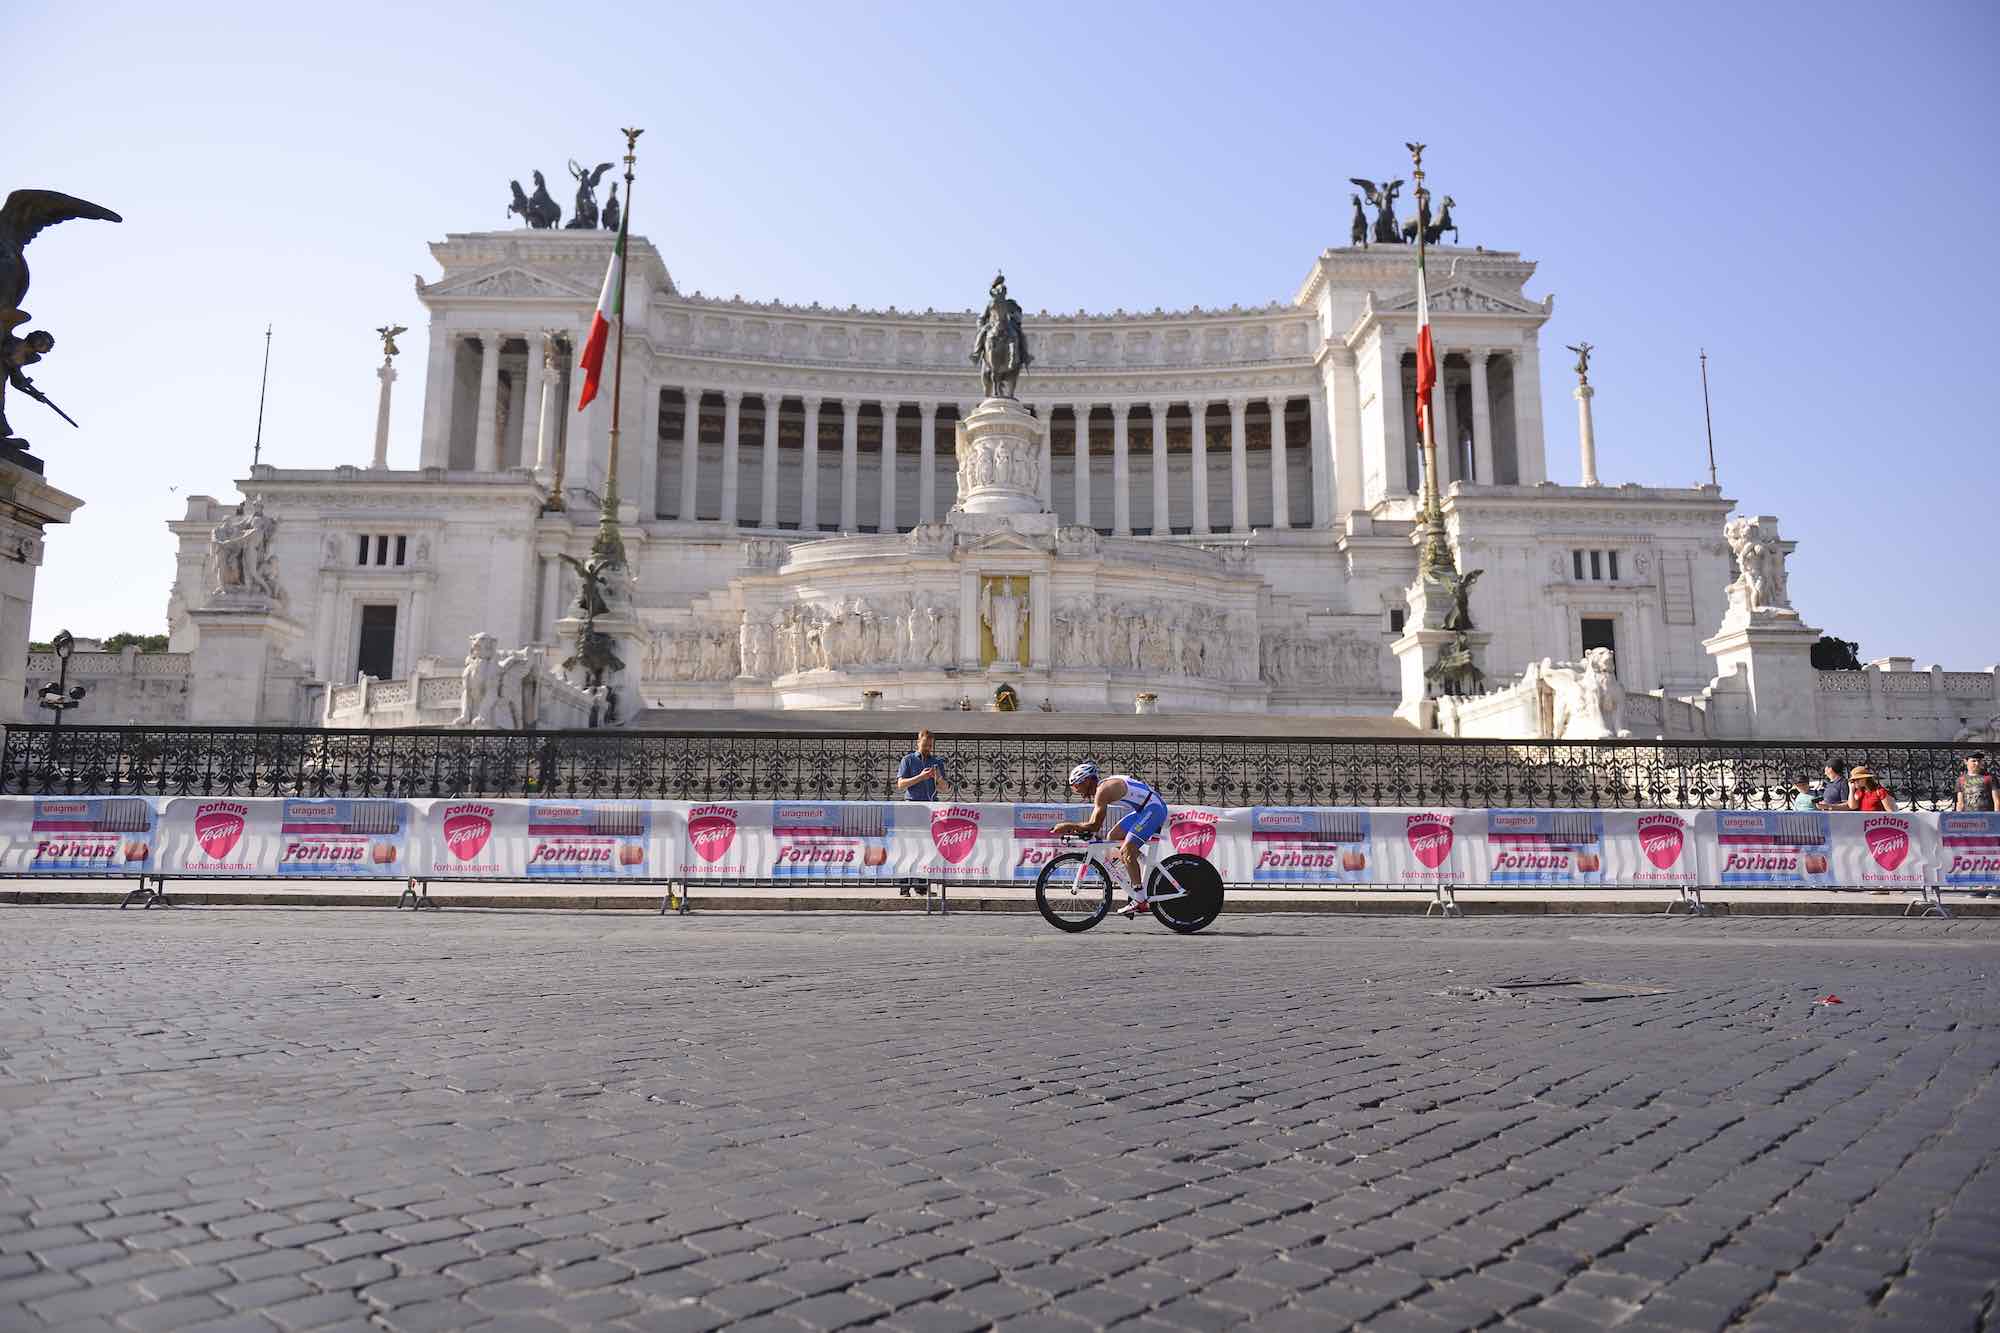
left=1828, top=811, right=1931, bottom=889
left=919, top=803, right=1010, bottom=881
left=678, top=802, right=761, bottom=879
left=770, top=802, right=898, bottom=879
left=1485, top=809, right=1605, bottom=886
left=276, top=799, right=411, bottom=877
left=1706, top=810, right=1832, bottom=886
left=1939, top=812, right=2000, bottom=888
left=1009, top=803, right=1091, bottom=882
left=0, top=796, right=158, bottom=875
left=157, top=797, right=276, bottom=875
left=1371, top=809, right=1481, bottom=885
left=1248, top=807, right=1370, bottom=884
left=416, top=800, right=663, bottom=880
left=1604, top=811, right=1699, bottom=885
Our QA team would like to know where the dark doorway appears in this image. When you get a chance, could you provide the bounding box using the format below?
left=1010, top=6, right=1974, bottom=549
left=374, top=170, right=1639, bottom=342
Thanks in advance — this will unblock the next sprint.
left=357, top=605, right=398, bottom=680
left=1581, top=616, right=1616, bottom=670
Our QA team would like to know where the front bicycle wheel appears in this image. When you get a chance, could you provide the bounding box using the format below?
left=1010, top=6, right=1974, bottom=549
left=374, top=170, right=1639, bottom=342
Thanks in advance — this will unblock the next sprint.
left=1036, top=852, right=1112, bottom=932
left=1148, top=854, right=1224, bottom=934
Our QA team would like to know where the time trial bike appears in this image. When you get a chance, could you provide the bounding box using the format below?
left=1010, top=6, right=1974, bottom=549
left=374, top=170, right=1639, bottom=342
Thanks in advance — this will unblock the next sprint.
left=1034, top=833, right=1224, bottom=934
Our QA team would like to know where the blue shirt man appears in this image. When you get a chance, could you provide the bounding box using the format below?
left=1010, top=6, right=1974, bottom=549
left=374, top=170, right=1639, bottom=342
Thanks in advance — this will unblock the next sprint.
left=1817, top=759, right=1849, bottom=811
left=895, top=729, right=953, bottom=801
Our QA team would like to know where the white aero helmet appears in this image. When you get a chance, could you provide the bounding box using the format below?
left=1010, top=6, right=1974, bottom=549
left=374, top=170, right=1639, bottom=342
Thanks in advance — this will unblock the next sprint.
left=1067, top=761, right=1100, bottom=786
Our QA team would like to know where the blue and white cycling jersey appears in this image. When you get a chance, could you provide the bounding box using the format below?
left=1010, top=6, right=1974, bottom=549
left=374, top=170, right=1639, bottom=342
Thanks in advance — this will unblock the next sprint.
left=1108, top=775, right=1167, bottom=844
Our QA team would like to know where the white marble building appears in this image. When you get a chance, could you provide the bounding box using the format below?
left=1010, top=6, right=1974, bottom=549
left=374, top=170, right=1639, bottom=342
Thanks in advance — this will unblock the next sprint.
left=161, top=224, right=1757, bottom=724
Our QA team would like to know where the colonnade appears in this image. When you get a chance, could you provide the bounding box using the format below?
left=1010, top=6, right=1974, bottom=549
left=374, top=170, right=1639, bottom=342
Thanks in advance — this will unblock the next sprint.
left=663, top=392, right=1326, bottom=536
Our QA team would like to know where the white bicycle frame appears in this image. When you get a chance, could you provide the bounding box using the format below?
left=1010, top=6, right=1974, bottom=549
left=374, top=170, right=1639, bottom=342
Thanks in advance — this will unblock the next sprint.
left=1059, top=834, right=1194, bottom=904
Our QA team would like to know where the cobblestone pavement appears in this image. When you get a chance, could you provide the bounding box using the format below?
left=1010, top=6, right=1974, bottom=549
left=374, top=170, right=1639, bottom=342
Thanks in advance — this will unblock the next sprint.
left=2, top=910, right=1997, bottom=1332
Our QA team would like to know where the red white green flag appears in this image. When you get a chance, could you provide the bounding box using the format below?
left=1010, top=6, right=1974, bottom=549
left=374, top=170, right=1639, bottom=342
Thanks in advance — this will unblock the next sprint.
left=575, top=204, right=628, bottom=410
left=1413, top=242, right=1436, bottom=442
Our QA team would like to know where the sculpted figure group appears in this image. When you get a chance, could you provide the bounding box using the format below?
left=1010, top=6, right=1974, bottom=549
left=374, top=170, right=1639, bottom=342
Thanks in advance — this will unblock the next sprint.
left=643, top=619, right=740, bottom=682
left=455, top=633, right=537, bottom=729
left=1051, top=598, right=1258, bottom=683
left=1724, top=517, right=1791, bottom=615
left=957, top=436, right=1039, bottom=494
left=1261, top=628, right=1380, bottom=689
left=207, top=496, right=284, bottom=606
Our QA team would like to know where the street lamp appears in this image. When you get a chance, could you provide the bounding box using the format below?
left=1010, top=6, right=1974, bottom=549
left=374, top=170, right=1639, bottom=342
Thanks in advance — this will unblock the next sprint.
left=38, top=629, right=86, bottom=727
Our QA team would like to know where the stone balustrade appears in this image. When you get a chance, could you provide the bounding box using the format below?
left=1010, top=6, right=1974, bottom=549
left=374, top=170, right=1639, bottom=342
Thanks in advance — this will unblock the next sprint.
left=18, top=649, right=192, bottom=724
left=322, top=661, right=600, bottom=730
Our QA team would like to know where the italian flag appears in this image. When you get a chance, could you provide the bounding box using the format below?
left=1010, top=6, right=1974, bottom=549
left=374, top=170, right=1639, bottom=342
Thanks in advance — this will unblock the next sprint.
left=1413, top=243, right=1437, bottom=442
left=575, top=205, right=628, bottom=410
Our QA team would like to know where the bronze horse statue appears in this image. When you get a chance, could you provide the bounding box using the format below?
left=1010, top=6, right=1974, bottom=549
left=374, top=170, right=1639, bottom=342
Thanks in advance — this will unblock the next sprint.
left=970, top=272, right=1032, bottom=399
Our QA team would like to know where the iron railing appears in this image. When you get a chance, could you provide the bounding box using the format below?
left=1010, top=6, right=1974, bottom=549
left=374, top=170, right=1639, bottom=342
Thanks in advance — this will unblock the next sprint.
left=0, top=724, right=1976, bottom=811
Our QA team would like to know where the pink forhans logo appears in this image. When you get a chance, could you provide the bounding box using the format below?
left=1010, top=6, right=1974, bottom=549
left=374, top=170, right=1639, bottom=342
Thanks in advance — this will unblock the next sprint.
left=1637, top=815, right=1687, bottom=870
left=193, top=808, right=245, bottom=860
left=930, top=811, right=979, bottom=865
left=442, top=810, right=492, bottom=862
left=687, top=809, right=738, bottom=863
left=1169, top=815, right=1216, bottom=858
left=1865, top=820, right=1909, bottom=872
left=1407, top=814, right=1454, bottom=869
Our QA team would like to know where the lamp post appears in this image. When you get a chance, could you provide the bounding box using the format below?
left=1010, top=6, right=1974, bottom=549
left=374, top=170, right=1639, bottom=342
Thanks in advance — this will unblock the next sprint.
left=38, top=630, right=86, bottom=727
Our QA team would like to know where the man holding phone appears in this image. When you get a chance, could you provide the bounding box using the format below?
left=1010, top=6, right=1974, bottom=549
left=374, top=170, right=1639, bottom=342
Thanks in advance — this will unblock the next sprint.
left=895, top=729, right=955, bottom=802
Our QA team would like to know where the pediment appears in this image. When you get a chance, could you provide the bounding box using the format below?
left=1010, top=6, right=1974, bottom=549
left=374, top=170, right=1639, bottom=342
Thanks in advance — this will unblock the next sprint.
left=1381, top=279, right=1543, bottom=317
left=959, top=529, right=1048, bottom=555
left=420, top=264, right=597, bottom=302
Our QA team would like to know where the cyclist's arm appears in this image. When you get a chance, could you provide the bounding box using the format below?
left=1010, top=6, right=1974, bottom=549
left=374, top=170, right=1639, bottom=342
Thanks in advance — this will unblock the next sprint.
left=1054, top=779, right=1125, bottom=837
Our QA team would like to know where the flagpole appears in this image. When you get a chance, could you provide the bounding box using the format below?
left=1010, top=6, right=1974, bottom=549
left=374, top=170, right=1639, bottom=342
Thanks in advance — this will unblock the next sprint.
left=589, top=127, right=643, bottom=575
left=1699, top=347, right=1718, bottom=487
left=1408, top=142, right=1451, bottom=576
left=604, top=127, right=642, bottom=517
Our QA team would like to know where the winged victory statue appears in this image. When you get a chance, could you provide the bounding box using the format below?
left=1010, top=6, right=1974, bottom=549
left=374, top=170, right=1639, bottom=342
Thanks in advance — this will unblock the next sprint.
left=2, top=188, right=122, bottom=448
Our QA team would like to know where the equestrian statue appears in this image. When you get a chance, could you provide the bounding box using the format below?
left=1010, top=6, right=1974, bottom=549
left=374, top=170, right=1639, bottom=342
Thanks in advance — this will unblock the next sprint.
left=970, top=271, right=1032, bottom=399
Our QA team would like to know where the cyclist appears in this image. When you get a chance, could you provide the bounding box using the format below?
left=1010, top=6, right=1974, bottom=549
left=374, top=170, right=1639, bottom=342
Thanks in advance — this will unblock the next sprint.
left=1050, top=761, right=1167, bottom=917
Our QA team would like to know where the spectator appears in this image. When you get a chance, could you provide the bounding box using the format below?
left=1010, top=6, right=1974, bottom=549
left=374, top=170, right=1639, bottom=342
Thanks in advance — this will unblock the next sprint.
left=1957, top=751, right=1999, bottom=813
left=1816, top=757, right=1849, bottom=811
left=1844, top=765, right=1896, bottom=812
left=895, top=729, right=954, bottom=803
left=1789, top=776, right=1819, bottom=812
left=1961, top=752, right=1999, bottom=898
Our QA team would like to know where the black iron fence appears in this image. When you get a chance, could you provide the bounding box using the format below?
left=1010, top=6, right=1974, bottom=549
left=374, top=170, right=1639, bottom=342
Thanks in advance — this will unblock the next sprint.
left=0, top=724, right=1977, bottom=811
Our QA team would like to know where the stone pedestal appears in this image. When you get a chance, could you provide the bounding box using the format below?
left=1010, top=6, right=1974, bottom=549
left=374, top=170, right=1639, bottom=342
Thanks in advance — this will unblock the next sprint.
left=0, top=453, right=83, bottom=722
left=553, top=610, right=642, bottom=725
left=1703, top=614, right=1822, bottom=739
left=951, top=399, right=1046, bottom=515
left=371, top=360, right=397, bottom=469
left=186, top=605, right=305, bottom=723
left=1391, top=626, right=1492, bottom=729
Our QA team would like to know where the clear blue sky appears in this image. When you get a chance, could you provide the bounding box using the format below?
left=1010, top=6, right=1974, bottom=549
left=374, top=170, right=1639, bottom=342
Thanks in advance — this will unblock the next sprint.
left=11, top=0, right=1999, bottom=668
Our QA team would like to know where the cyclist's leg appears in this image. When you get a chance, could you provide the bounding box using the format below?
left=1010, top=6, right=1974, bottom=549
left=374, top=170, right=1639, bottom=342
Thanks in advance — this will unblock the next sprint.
left=1118, top=803, right=1167, bottom=894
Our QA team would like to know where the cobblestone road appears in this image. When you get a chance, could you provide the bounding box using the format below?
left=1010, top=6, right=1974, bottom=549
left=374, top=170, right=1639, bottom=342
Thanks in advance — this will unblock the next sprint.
left=2, top=910, right=1996, bottom=1332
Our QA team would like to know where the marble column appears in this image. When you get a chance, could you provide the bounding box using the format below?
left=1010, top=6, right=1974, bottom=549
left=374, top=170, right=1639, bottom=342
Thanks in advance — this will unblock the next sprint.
left=838, top=399, right=858, bottom=532
left=502, top=357, right=527, bottom=469
left=371, top=360, right=396, bottom=469
left=1376, top=332, right=1407, bottom=496
left=1037, top=404, right=1054, bottom=509
left=1514, top=341, right=1547, bottom=483
left=473, top=332, right=502, bottom=473
left=800, top=396, right=821, bottom=532
left=1470, top=351, right=1494, bottom=485
left=678, top=388, right=701, bottom=521
left=636, top=380, right=661, bottom=514
left=1268, top=395, right=1290, bottom=529
left=1111, top=403, right=1132, bottom=536
left=760, top=394, right=780, bottom=529
left=1308, top=387, right=1331, bottom=528
left=878, top=401, right=899, bottom=532
left=918, top=401, right=938, bottom=523
left=420, top=326, right=454, bottom=469
left=1228, top=397, right=1249, bottom=533
left=1332, top=351, right=1365, bottom=516
left=1149, top=401, right=1170, bottom=536
left=1071, top=405, right=1092, bottom=527
left=1575, top=382, right=1600, bottom=486
left=1433, top=359, right=1455, bottom=486
left=532, top=341, right=560, bottom=484
left=1189, top=400, right=1211, bottom=536
left=720, top=390, right=743, bottom=526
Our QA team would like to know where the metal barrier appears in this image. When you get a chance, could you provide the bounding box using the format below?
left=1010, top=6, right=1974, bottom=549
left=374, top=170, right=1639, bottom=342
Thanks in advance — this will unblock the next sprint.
left=0, top=723, right=1979, bottom=811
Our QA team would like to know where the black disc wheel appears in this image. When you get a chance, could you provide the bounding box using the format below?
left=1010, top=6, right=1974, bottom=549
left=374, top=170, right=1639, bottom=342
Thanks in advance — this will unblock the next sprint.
left=1148, top=854, right=1224, bottom=934
left=1036, top=852, right=1113, bottom=932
